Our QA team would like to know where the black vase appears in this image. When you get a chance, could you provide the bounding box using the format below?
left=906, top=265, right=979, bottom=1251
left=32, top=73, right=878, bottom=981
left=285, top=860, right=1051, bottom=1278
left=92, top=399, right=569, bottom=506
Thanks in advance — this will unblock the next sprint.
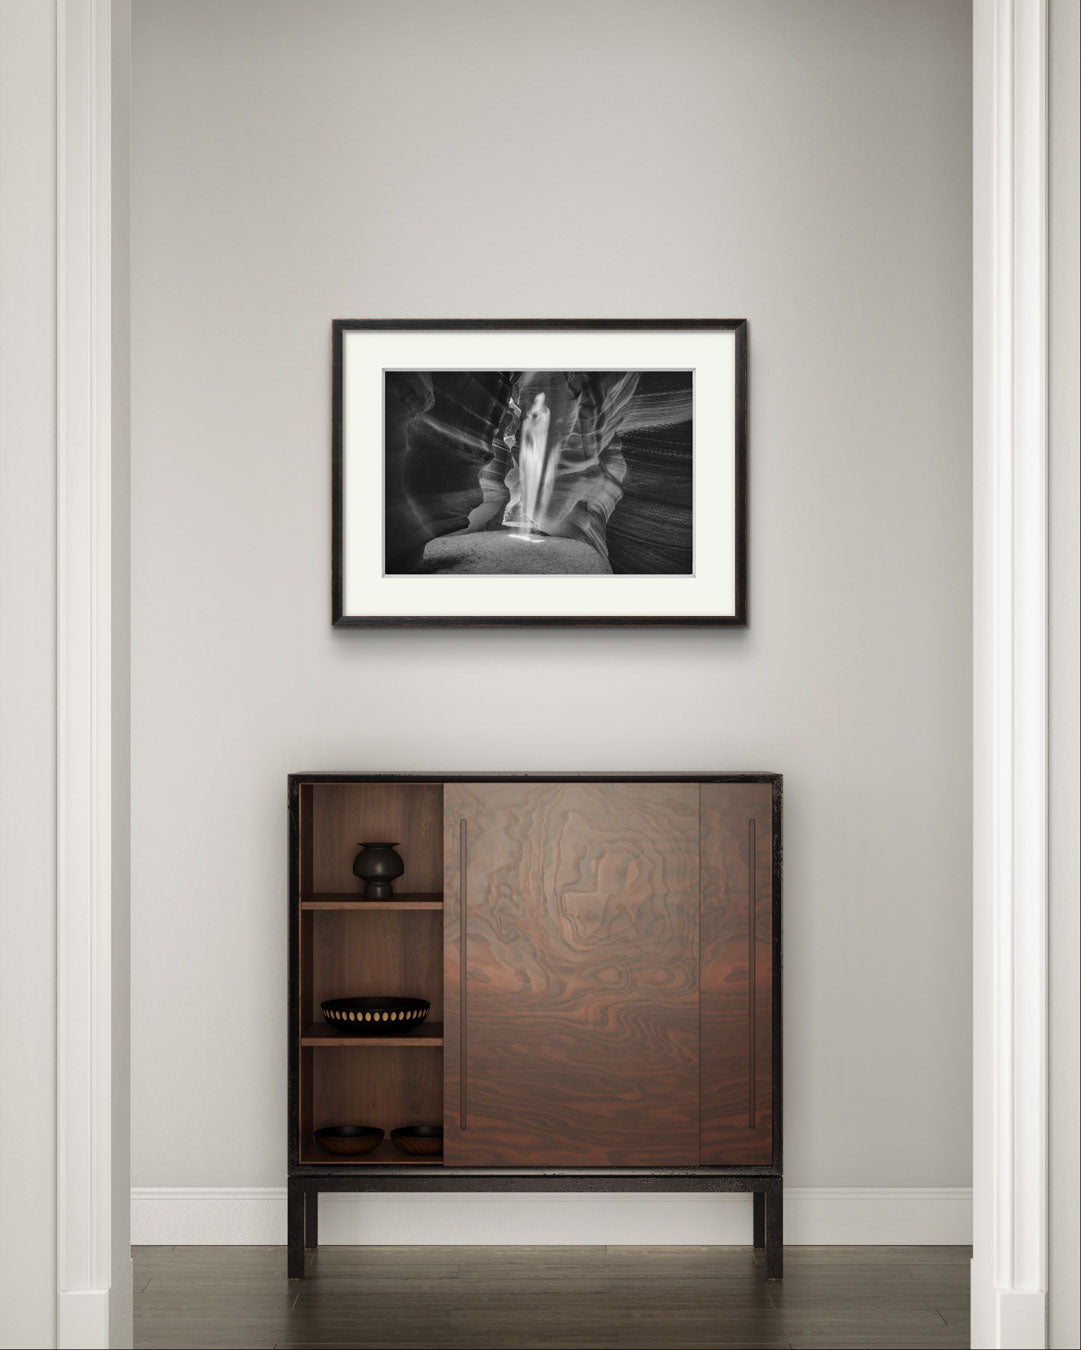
left=352, top=842, right=405, bottom=899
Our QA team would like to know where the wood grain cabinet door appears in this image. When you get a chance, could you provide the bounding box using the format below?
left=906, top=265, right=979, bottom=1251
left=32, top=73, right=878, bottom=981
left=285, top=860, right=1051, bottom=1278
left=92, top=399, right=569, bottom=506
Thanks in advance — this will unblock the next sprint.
left=700, top=783, right=775, bottom=1165
left=443, top=782, right=700, bottom=1166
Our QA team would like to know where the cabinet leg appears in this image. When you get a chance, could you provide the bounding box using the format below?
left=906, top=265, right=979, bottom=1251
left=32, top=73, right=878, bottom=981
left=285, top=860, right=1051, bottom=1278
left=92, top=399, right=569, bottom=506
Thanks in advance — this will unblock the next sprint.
left=305, top=1190, right=318, bottom=1250
left=764, top=1187, right=783, bottom=1280
left=753, top=1191, right=765, bottom=1248
left=288, top=1182, right=306, bottom=1278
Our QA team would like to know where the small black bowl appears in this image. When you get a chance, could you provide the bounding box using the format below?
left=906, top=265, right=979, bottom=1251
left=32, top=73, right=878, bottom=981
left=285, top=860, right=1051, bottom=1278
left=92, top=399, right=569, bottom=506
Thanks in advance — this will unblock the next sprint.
left=321, top=997, right=430, bottom=1034
left=390, top=1125, right=443, bottom=1157
left=314, top=1125, right=384, bottom=1156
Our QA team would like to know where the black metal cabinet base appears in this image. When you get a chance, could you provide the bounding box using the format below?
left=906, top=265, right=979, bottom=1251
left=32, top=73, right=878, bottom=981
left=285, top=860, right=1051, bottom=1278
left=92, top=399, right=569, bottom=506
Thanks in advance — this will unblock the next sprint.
left=286, top=1170, right=783, bottom=1281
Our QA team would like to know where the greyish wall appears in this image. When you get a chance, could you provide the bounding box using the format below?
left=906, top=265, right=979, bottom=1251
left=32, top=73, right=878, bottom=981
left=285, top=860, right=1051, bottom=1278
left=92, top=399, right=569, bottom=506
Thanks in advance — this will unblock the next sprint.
left=131, top=0, right=972, bottom=1241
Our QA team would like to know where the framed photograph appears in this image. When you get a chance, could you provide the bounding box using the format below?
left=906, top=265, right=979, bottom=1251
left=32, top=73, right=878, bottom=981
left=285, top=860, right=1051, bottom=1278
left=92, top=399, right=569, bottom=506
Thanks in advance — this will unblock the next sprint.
left=332, top=320, right=747, bottom=626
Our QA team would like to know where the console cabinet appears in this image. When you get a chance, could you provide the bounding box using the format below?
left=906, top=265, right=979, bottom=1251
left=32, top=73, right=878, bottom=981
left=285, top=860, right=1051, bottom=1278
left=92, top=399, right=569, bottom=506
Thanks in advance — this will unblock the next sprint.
left=288, top=774, right=782, bottom=1278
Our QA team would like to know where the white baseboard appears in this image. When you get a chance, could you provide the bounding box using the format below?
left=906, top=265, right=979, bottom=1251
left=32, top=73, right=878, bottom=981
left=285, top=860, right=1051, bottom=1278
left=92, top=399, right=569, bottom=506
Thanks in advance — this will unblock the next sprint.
left=784, top=1187, right=972, bottom=1245
left=131, top=1186, right=972, bottom=1247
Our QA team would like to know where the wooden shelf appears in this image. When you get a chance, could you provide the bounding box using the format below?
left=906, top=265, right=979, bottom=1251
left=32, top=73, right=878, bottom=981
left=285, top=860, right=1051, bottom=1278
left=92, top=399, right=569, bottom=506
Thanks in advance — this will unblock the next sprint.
left=302, top=1020, right=444, bottom=1047
left=301, top=893, right=443, bottom=910
left=300, top=1139, right=443, bottom=1166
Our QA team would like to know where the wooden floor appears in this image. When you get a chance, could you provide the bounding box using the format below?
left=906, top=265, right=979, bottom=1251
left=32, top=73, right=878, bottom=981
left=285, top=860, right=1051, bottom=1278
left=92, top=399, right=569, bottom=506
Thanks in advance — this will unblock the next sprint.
left=134, top=1245, right=970, bottom=1349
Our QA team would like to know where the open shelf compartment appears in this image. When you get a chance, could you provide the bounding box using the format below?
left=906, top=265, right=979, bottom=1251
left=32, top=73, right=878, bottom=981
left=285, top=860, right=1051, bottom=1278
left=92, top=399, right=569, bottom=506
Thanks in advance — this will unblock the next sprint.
left=296, top=781, right=444, bottom=1167
left=298, top=1045, right=444, bottom=1166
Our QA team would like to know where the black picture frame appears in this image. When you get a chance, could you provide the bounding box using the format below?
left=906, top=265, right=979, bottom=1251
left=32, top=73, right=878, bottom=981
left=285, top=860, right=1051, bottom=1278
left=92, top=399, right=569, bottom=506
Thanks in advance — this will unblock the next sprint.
left=331, top=319, right=748, bottom=627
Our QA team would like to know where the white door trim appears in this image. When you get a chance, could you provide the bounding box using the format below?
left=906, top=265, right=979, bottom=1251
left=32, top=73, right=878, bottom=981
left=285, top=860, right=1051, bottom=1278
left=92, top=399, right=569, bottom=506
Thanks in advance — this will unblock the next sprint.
left=971, top=2, right=1049, bottom=1347
left=0, top=2, right=60, bottom=1343
left=55, top=2, right=131, bottom=1346
left=35, top=4, right=1051, bottom=1347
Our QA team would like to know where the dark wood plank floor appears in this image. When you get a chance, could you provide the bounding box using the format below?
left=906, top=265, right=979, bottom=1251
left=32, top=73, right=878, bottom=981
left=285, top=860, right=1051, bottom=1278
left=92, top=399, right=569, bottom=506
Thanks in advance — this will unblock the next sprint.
left=134, top=1244, right=970, bottom=1350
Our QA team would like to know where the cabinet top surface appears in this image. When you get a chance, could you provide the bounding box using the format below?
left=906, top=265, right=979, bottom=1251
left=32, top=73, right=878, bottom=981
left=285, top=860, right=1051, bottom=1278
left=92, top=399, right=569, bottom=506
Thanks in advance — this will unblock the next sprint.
left=289, top=771, right=783, bottom=786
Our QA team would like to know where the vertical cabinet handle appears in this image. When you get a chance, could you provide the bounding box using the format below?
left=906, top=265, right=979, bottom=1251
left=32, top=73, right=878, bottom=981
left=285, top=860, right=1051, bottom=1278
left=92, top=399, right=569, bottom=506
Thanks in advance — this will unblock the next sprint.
left=748, top=817, right=757, bottom=1129
left=459, top=817, right=468, bottom=1130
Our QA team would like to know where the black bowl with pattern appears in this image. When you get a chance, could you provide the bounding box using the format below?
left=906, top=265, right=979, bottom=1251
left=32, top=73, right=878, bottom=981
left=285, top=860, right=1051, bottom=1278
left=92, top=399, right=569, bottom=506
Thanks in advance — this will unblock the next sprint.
left=320, top=996, right=430, bottom=1034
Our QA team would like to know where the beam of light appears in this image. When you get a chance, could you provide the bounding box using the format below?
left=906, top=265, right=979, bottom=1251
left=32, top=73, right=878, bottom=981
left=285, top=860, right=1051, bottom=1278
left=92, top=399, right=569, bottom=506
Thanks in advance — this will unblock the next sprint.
left=513, top=391, right=555, bottom=540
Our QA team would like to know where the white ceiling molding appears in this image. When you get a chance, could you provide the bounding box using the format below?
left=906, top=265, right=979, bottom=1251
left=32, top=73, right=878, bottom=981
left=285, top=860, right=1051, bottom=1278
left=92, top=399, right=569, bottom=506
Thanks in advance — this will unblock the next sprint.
left=971, top=1, right=1050, bottom=1347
